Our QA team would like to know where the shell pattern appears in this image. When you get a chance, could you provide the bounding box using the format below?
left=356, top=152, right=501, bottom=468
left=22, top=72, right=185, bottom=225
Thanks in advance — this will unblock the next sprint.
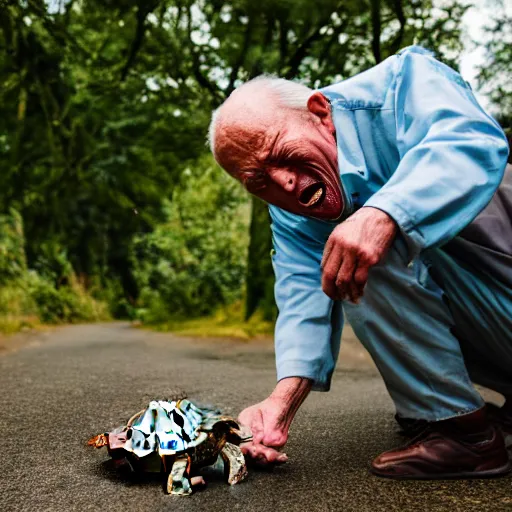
left=110, top=399, right=217, bottom=458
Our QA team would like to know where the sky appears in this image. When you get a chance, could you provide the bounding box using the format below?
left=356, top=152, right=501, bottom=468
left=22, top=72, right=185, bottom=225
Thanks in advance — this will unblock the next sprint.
left=459, top=0, right=511, bottom=111
left=459, top=0, right=492, bottom=109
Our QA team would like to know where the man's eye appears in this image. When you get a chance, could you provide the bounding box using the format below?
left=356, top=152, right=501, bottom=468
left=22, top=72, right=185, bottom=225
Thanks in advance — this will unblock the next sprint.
left=245, top=174, right=267, bottom=192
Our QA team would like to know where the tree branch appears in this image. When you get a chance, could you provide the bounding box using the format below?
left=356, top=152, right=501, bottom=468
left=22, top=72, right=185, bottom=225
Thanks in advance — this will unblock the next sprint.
left=278, top=14, right=289, bottom=70
left=120, top=0, right=160, bottom=82
left=318, top=19, right=349, bottom=68
left=389, top=0, right=406, bottom=55
left=284, top=17, right=331, bottom=79
left=371, top=0, right=382, bottom=63
left=186, top=5, right=223, bottom=103
left=226, top=16, right=254, bottom=95
left=250, top=13, right=275, bottom=78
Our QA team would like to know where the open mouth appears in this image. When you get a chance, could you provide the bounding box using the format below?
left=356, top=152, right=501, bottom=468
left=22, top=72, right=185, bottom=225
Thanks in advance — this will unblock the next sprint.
left=299, top=183, right=326, bottom=208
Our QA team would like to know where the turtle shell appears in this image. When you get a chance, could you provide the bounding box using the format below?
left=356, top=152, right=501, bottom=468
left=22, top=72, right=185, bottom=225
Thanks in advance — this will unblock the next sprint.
left=106, top=399, right=240, bottom=460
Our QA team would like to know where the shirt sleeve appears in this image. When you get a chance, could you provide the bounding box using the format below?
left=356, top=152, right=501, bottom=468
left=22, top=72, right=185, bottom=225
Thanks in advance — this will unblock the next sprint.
left=365, top=49, right=510, bottom=260
left=269, top=206, right=343, bottom=392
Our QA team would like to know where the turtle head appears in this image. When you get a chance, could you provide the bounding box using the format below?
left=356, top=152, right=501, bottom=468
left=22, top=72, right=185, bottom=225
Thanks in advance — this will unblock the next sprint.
left=209, top=419, right=253, bottom=444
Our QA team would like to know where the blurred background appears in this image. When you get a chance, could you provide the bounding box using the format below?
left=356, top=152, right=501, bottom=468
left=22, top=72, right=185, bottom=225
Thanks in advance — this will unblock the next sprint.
left=0, top=0, right=510, bottom=337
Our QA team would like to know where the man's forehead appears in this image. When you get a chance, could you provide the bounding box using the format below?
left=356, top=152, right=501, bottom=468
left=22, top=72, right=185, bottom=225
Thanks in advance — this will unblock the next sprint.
left=215, top=128, right=271, bottom=176
left=214, top=110, right=280, bottom=173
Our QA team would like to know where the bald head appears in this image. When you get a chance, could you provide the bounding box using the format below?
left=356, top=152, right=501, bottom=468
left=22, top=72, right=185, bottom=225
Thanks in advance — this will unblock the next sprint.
left=209, top=77, right=313, bottom=176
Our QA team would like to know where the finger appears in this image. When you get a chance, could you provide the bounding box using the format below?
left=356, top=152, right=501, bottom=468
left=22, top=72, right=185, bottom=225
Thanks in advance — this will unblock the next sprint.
left=321, top=237, right=334, bottom=269
left=346, top=260, right=365, bottom=303
left=240, top=442, right=252, bottom=458
left=261, top=445, right=288, bottom=464
left=250, top=409, right=264, bottom=445
left=322, top=245, right=344, bottom=299
left=352, top=264, right=370, bottom=301
left=348, top=276, right=361, bottom=304
left=242, top=442, right=288, bottom=465
left=335, top=251, right=356, bottom=301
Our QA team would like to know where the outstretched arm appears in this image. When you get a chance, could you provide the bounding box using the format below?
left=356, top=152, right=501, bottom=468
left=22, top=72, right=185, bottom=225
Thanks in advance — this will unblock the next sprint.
left=239, top=207, right=343, bottom=464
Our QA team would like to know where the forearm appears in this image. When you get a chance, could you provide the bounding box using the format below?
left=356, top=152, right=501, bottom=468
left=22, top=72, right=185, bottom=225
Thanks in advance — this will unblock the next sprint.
left=271, top=205, right=345, bottom=391
left=270, top=377, right=313, bottom=432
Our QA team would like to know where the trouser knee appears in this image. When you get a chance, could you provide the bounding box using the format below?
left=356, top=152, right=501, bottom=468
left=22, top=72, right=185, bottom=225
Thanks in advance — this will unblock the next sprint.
left=342, top=240, right=483, bottom=421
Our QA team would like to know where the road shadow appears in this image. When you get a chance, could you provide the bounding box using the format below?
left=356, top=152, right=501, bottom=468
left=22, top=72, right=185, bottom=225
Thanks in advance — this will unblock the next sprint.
left=91, top=455, right=265, bottom=493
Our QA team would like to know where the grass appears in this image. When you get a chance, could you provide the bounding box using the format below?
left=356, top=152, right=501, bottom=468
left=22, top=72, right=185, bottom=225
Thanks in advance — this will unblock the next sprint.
left=0, top=314, right=41, bottom=334
left=0, top=278, right=110, bottom=335
left=143, top=302, right=275, bottom=340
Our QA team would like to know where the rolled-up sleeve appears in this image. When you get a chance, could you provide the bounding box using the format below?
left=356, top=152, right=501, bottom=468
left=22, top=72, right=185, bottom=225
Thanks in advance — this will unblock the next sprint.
left=365, top=49, right=510, bottom=259
left=269, top=206, right=343, bottom=392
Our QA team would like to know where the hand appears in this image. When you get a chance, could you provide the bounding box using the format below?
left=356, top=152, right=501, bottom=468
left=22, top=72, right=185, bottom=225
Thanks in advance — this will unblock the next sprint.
left=238, top=377, right=312, bottom=465
left=321, top=207, right=397, bottom=302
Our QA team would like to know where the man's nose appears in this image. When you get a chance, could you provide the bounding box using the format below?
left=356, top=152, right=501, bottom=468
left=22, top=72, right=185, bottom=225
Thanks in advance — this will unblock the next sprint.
left=270, top=169, right=296, bottom=193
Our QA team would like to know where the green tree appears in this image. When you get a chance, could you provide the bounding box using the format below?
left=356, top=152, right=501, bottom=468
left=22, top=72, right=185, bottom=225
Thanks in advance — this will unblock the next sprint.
left=0, top=0, right=472, bottom=325
left=132, top=155, right=249, bottom=321
left=477, top=1, right=512, bottom=158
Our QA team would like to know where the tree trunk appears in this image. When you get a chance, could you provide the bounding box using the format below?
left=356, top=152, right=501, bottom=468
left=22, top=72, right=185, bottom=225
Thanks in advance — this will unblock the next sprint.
left=244, top=196, right=276, bottom=321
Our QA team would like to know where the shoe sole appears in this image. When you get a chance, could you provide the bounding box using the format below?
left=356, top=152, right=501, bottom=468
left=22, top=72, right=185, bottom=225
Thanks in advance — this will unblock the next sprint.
left=370, top=460, right=512, bottom=480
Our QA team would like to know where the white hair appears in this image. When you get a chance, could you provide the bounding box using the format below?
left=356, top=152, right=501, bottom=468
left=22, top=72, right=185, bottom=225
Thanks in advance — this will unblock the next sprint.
left=208, top=75, right=313, bottom=154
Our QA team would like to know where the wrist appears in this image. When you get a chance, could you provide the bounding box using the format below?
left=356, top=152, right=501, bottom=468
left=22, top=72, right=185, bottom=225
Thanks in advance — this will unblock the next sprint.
left=272, top=377, right=312, bottom=398
left=270, top=377, right=312, bottom=412
left=360, top=206, right=397, bottom=232
left=268, top=377, right=312, bottom=432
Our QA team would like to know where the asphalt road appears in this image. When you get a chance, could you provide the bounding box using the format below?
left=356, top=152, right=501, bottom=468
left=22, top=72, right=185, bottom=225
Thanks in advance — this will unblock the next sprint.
left=1, top=323, right=511, bottom=512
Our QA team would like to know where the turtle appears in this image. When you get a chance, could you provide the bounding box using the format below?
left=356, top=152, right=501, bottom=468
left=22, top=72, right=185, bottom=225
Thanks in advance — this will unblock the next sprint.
left=88, top=399, right=251, bottom=495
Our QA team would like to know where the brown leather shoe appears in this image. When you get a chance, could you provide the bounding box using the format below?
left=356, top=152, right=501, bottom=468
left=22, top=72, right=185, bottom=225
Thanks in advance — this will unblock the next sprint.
left=487, top=402, right=512, bottom=449
left=397, top=402, right=512, bottom=448
left=372, top=408, right=511, bottom=479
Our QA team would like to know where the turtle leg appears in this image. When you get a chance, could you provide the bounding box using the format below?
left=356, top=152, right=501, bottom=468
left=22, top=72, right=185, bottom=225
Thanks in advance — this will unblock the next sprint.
left=166, top=455, right=193, bottom=495
left=220, top=442, right=248, bottom=485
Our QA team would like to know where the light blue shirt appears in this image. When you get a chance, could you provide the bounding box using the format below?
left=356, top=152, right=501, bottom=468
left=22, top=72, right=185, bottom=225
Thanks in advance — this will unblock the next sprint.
left=270, top=46, right=510, bottom=391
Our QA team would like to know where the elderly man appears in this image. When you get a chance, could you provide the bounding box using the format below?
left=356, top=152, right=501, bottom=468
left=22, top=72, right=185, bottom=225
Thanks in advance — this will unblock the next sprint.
left=209, top=45, right=512, bottom=479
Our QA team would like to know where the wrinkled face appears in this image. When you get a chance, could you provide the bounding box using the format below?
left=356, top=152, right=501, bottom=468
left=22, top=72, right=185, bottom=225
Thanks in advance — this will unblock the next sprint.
left=214, top=91, right=343, bottom=220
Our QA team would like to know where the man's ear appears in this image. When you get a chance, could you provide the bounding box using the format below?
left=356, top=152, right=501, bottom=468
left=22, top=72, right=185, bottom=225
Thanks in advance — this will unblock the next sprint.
left=307, top=92, right=334, bottom=131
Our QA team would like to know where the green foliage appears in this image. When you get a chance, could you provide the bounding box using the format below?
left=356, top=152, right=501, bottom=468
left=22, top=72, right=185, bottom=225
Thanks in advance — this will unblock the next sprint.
left=0, top=0, right=500, bottom=333
left=133, top=155, right=249, bottom=321
left=0, top=210, right=109, bottom=332
left=33, top=242, right=74, bottom=287
left=28, top=273, right=109, bottom=324
left=245, top=198, right=275, bottom=322
left=0, top=209, right=27, bottom=284
left=149, top=300, right=274, bottom=339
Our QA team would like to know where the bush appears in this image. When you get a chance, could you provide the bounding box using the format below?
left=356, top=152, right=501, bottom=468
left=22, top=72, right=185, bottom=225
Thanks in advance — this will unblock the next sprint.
left=132, top=156, right=250, bottom=322
left=0, top=209, right=28, bottom=285
left=32, top=242, right=74, bottom=287
left=0, top=209, right=110, bottom=331
left=28, top=273, right=109, bottom=324
left=92, top=278, right=137, bottom=320
left=0, top=281, right=39, bottom=333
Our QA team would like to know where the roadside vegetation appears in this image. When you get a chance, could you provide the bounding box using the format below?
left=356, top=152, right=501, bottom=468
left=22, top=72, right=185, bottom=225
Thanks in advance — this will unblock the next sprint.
left=0, top=210, right=109, bottom=333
